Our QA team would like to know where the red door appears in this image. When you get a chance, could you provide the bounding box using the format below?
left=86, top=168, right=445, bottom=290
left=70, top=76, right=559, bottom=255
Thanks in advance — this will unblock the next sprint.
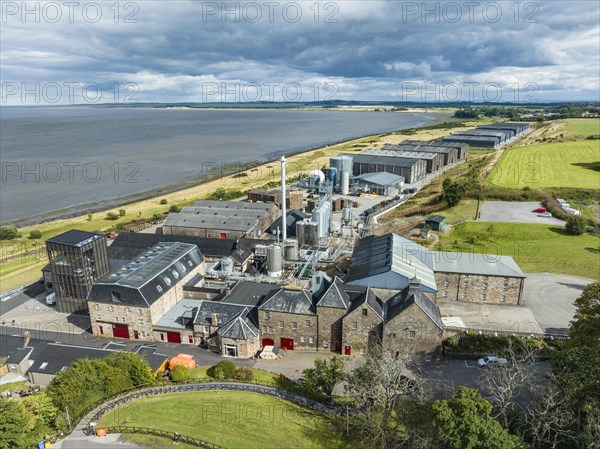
left=262, top=338, right=274, bottom=347
left=167, top=332, right=182, bottom=343
left=344, top=345, right=351, bottom=356
left=280, top=338, right=294, bottom=350
left=112, top=324, right=129, bottom=339
left=334, top=341, right=341, bottom=352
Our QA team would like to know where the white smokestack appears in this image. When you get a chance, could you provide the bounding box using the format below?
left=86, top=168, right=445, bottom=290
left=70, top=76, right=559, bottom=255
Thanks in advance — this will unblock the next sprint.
left=280, top=155, right=287, bottom=243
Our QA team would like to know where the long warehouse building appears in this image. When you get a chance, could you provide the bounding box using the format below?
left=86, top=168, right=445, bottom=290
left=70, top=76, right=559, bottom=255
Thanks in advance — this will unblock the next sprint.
left=349, top=153, right=427, bottom=184
left=362, top=148, right=444, bottom=173
left=383, top=143, right=460, bottom=166
left=442, top=134, right=500, bottom=149
left=401, top=140, right=470, bottom=159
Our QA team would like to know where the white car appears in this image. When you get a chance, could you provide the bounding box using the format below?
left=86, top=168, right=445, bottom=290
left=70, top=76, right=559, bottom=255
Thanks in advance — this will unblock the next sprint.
left=537, top=212, right=552, bottom=218
left=477, top=356, right=508, bottom=368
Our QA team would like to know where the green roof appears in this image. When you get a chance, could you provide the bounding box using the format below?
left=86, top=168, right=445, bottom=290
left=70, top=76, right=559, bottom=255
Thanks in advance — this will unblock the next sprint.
left=426, top=215, right=446, bottom=223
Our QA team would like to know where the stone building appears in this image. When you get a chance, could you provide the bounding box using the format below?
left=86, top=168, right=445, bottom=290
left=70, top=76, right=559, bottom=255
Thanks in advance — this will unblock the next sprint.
left=247, top=189, right=304, bottom=210
left=87, top=242, right=205, bottom=341
left=315, top=277, right=350, bottom=352
left=258, top=289, right=318, bottom=351
left=382, top=284, right=444, bottom=359
left=341, top=287, right=384, bottom=356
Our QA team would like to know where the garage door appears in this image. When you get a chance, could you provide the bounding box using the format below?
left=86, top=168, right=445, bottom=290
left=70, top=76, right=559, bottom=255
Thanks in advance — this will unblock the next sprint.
left=112, top=324, right=129, bottom=339
left=280, top=338, right=294, bottom=350
left=262, top=338, right=274, bottom=347
left=167, top=332, right=182, bottom=343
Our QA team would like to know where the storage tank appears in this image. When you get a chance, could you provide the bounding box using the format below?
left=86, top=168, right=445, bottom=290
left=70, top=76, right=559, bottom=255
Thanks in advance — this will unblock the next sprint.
left=330, top=156, right=343, bottom=172
left=306, top=222, right=319, bottom=246
left=308, top=169, right=325, bottom=188
left=284, top=239, right=298, bottom=261
left=342, top=206, right=351, bottom=224
left=326, top=168, right=337, bottom=186
left=340, top=169, right=350, bottom=195
left=340, top=155, right=353, bottom=173
left=220, top=257, right=233, bottom=274
left=266, top=244, right=283, bottom=277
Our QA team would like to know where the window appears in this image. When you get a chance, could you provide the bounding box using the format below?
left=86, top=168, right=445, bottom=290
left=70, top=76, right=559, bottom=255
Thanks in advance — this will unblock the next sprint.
left=268, top=326, right=273, bottom=334
left=172, top=270, right=180, bottom=280
left=203, top=325, right=209, bottom=333
left=305, top=320, right=310, bottom=328
left=352, top=322, right=357, bottom=330
left=443, top=291, right=448, bottom=298
left=39, top=362, right=49, bottom=370
left=108, top=305, right=114, bottom=312
left=262, top=326, right=266, bottom=334
left=111, top=292, right=121, bottom=302
left=160, top=333, right=164, bottom=341
left=98, top=325, right=104, bottom=335
left=291, top=322, right=297, bottom=330
left=138, top=319, right=144, bottom=325
left=501, top=295, right=507, bottom=302
left=157, top=285, right=163, bottom=293
left=96, top=314, right=101, bottom=320
left=443, top=281, right=449, bottom=288
left=163, top=276, right=172, bottom=286
left=309, top=336, right=314, bottom=345
left=391, top=333, right=397, bottom=338
left=94, top=303, right=100, bottom=310
left=279, top=321, right=284, bottom=328
left=138, top=308, right=143, bottom=315
left=408, top=330, right=416, bottom=339
left=323, top=340, right=329, bottom=348
left=300, top=336, right=306, bottom=345
left=362, top=308, right=368, bottom=316
left=188, top=335, right=194, bottom=344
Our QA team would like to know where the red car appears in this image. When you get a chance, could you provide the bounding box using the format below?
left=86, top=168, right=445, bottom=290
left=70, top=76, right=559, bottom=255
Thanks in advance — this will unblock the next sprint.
left=532, top=207, right=546, bottom=213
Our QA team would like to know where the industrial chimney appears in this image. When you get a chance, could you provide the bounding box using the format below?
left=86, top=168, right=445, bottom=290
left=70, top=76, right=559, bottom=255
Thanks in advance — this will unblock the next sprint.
left=280, top=155, right=287, bottom=243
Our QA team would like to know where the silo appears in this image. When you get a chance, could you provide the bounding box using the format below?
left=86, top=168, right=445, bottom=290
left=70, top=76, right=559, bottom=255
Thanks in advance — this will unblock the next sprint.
left=284, top=239, right=298, bottom=261
left=326, top=168, right=337, bottom=187
left=330, top=156, right=343, bottom=173
left=340, top=155, right=353, bottom=173
left=307, top=222, right=319, bottom=246
left=340, top=169, right=350, bottom=195
left=266, top=244, right=283, bottom=277
left=308, top=169, right=325, bottom=189
left=342, top=206, right=351, bottom=224
left=220, top=257, right=233, bottom=274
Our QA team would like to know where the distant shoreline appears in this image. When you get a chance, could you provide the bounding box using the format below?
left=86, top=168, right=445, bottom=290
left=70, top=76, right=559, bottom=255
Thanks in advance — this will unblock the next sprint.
left=6, top=110, right=455, bottom=227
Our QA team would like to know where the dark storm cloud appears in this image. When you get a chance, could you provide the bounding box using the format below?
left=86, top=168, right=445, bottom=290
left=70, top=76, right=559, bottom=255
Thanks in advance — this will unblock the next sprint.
left=1, top=0, right=598, bottom=103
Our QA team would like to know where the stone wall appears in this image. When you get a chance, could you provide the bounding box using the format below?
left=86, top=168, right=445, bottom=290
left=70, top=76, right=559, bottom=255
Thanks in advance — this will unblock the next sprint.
left=382, top=303, right=443, bottom=359
left=341, top=306, right=383, bottom=356
left=316, top=306, right=347, bottom=352
left=433, top=272, right=523, bottom=305
left=257, top=310, right=318, bottom=351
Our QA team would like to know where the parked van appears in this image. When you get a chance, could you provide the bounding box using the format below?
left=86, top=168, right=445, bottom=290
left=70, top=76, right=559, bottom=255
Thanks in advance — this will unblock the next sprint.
left=45, top=293, right=56, bottom=305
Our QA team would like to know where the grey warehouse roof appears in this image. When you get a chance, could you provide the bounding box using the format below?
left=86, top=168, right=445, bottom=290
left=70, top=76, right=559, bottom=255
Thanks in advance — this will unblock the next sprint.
left=220, top=280, right=279, bottom=308
left=350, top=153, right=423, bottom=167
left=384, top=144, right=455, bottom=155
left=352, top=172, right=405, bottom=186
left=154, top=298, right=199, bottom=330
left=164, top=211, right=260, bottom=232
left=46, top=229, right=104, bottom=247
left=259, top=289, right=316, bottom=315
left=88, top=242, right=203, bottom=306
left=363, top=148, right=438, bottom=160
left=193, top=200, right=278, bottom=212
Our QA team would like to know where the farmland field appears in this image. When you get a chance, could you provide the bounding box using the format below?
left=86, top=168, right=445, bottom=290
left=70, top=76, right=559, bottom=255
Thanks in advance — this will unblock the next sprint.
left=439, top=222, right=600, bottom=280
left=487, top=140, right=600, bottom=189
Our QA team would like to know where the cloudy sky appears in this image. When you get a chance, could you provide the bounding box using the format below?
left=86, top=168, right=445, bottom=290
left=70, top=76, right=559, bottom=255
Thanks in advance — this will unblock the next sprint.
left=1, top=1, right=599, bottom=104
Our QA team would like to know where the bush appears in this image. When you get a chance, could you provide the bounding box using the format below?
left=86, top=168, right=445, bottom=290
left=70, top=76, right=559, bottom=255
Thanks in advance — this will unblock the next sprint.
left=159, top=198, right=168, bottom=205
left=211, top=360, right=236, bottom=379
left=119, top=208, right=126, bottom=217
left=105, top=212, right=119, bottom=221
left=151, top=212, right=163, bottom=221
left=565, top=215, right=587, bottom=235
left=169, top=364, right=190, bottom=382
left=233, top=367, right=254, bottom=382
left=169, top=204, right=181, bottom=213
left=0, top=225, right=19, bottom=240
left=28, top=230, right=42, bottom=239
left=87, top=213, right=93, bottom=221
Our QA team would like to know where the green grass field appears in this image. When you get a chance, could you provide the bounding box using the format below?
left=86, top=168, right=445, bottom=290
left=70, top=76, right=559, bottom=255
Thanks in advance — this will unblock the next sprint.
left=440, top=222, right=600, bottom=280
left=98, top=391, right=343, bottom=449
left=488, top=140, right=600, bottom=189
left=565, top=118, right=600, bottom=138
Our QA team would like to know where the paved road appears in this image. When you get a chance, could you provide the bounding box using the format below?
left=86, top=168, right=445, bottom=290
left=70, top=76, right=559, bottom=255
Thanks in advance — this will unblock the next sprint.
left=522, top=273, right=592, bottom=335
left=0, top=281, right=45, bottom=315
left=479, top=201, right=566, bottom=225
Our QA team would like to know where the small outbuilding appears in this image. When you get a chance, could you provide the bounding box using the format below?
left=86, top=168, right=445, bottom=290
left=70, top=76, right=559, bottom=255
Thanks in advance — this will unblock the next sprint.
left=425, top=215, right=446, bottom=231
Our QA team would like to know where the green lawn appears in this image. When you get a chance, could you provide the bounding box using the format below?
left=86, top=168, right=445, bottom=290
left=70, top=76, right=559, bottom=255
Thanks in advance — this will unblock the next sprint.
left=565, top=118, right=600, bottom=138
left=99, top=391, right=343, bottom=449
left=0, top=381, right=27, bottom=393
left=488, top=140, right=600, bottom=189
left=438, top=199, right=479, bottom=225
left=439, top=222, right=600, bottom=280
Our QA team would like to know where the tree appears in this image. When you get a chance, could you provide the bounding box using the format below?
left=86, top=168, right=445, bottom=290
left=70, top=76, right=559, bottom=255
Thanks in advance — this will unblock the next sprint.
left=432, top=386, right=520, bottom=449
left=104, top=352, right=154, bottom=386
left=0, top=398, right=33, bottom=449
left=211, top=360, right=237, bottom=379
left=28, top=230, right=42, bottom=239
left=21, top=392, right=60, bottom=437
left=441, top=180, right=464, bottom=207
left=565, top=215, right=587, bottom=235
left=169, top=364, right=189, bottom=382
left=569, top=281, right=600, bottom=347
left=301, top=356, right=345, bottom=399
left=118, top=208, right=126, bottom=217
left=159, top=198, right=168, bottom=205
left=0, top=225, right=19, bottom=240
left=105, top=212, right=119, bottom=220
left=169, top=204, right=181, bottom=213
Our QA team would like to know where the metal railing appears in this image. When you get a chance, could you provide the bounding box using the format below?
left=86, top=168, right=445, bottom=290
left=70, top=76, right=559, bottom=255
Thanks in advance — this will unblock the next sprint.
left=104, top=426, right=225, bottom=449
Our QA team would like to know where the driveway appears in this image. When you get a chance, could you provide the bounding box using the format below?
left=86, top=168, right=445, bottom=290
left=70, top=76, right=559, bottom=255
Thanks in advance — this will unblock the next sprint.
left=479, top=201, right=566, bottom=225
left=521, top=273, right=592, bottom=335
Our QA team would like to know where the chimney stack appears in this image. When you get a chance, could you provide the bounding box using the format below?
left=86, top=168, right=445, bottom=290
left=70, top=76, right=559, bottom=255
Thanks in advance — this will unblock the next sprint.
left=280, top=155, right=287, bottom=244
left=211, top=313, right=219, bottom=326
left=23, top=330, right=31, bottom=348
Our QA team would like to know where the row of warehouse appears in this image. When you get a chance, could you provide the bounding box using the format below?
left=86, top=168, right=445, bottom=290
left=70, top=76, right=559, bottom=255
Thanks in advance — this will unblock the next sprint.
left=442, top=122, right=530, bottom=149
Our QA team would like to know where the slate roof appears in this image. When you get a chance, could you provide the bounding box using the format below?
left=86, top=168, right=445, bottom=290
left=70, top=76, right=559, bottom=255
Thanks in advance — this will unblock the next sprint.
left=0, top=335, right=39, bottom=365
left=431, top=252, right=526, bottom=278
left=268, top=209, right=309, bottom=237
left=385, top=286, right=444, bottom=330
left=259, top=289, right=316, bottom=315
left=316, top=277, right=350, bottom=309
left=217, top=309, right=259, bottom=340
left=350, top=153, right=423, bottom=168
left=220, top=281, right=279, bottom=308
left=88, top=242, right=203, bottom=306
left=28, top=343, right=117, bottom=375
left=348, top=287, right=384, bottom=320
left=400, top=140, right=469, bottom=151
left=164, top=213, right=259, bottom=232
left=193, top=300, right=249, bottom=327
left=231, top=247, right=253, bottom=264
left=192, top=200, right=278, bottom=213
left=46, top=230, right=104, bottom=247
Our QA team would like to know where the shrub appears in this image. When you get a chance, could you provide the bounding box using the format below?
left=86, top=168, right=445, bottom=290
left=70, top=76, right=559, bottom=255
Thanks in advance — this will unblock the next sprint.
left=151, top=213, right=163, bottom=221
left=233, top=367, right=254, bottom=382
left=119, top=208, right=126, bottom=217
left=211, top=360, right=236, bottom=379
left=565, top=215, right=587, bottom=235
left=28, top=230, right=42, bottom=239
left=105, top=212, right=119, bottom=221
left=160, top=198, right=168, bottom=205
left=87, top=213, right=93, bottom=221
left=169, top=204, right=181, bottom=213
left=169, top=364, right=190, bottom=382
left=0, top=225, right=19, bottom=240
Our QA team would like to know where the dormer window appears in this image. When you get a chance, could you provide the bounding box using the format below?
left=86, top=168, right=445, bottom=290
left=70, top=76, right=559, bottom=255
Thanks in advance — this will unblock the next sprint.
left=111, top=292, right=121, bottom=302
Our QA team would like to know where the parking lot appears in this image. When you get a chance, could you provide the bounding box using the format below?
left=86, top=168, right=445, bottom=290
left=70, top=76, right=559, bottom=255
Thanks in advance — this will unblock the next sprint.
left=479, top=201, right=566, bottom=225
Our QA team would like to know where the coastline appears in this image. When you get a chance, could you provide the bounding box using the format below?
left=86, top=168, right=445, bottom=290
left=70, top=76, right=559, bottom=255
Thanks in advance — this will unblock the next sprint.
left=6, top=110, right=454, bottom=227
